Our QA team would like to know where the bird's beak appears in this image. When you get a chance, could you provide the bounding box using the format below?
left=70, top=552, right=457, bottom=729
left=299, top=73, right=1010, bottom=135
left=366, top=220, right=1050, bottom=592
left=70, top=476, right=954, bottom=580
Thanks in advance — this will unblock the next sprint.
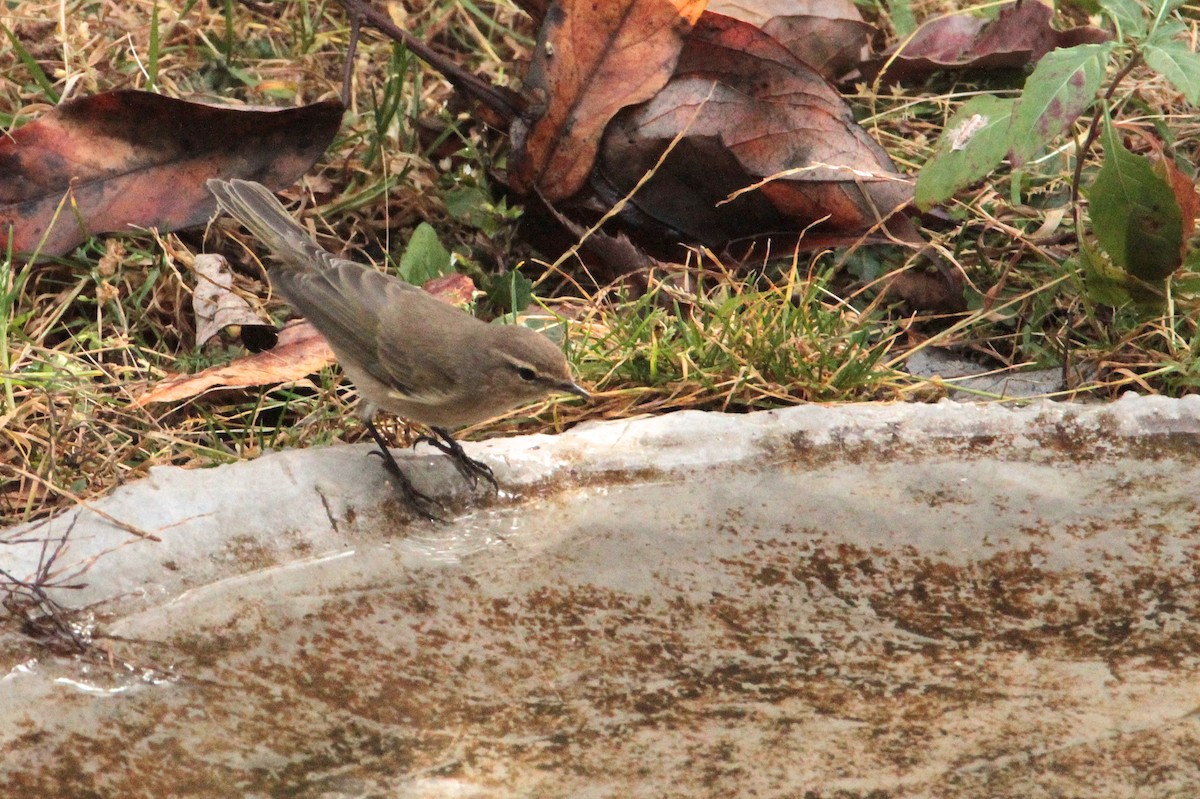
left=560, top=380, right=590, bottom=400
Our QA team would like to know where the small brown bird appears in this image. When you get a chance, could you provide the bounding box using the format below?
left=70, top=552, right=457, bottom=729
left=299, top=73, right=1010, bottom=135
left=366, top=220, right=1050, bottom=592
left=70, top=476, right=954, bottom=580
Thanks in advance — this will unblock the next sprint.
left=208, top=179, right=588, bottom=519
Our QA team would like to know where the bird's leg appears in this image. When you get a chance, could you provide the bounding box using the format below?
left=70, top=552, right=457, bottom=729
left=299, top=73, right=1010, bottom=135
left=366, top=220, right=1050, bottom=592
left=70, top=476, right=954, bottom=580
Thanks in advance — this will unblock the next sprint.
left=364, top=418, right=444, bottom=522
left=414, top=427, right=499, bottom=493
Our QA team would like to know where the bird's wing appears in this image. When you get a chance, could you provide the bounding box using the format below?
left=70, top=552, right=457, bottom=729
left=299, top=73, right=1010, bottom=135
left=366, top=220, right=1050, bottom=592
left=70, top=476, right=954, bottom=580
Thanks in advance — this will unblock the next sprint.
left=270, top=261, right=428, bottom=399
left=371, top=290, right=482, bottom=407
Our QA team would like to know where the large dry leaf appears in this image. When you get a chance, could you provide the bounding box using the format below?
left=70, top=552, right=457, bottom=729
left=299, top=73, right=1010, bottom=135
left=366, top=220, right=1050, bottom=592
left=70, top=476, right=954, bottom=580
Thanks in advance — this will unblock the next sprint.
left=135, top=319, right=336, bottom=407
left=0, top=90, right=343, bottom=259
left=595, top=12, right=912, bottom=246
left=864, top=1, right=1110, bottom=83
left=708, top=0, right=874, bottom=80
left=508, top=0, right=707, bottom=201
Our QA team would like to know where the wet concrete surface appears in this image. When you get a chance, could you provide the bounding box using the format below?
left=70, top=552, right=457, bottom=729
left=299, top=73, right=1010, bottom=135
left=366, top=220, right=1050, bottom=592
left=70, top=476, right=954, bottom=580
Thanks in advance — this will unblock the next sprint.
left=3, top=398, right=1200, bottom=797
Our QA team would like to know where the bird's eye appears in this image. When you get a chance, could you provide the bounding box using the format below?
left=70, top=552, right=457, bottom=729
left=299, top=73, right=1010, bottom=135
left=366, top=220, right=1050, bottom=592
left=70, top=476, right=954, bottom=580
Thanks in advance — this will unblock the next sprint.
left=516, top=366, right=537, bottom=381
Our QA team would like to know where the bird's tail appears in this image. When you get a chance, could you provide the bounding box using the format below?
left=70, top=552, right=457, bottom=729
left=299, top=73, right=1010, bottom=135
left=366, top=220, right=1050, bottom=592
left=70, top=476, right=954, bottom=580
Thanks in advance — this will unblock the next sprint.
left=207, top=178, right=327, bottom=271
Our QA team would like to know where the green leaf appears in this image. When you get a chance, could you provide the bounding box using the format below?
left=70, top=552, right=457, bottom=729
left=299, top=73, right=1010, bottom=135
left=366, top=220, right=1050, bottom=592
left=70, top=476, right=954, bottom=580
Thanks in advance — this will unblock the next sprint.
left=484, top=270, right=535, bottom=315
left=887, top=0, right=918, bottom=39
left=1149, top=0, right=1188, bottom=30
left=915, top=95, right=1015, bottom=210
left=1098, top=0, right=1147, bottom=39
left=1009, top=43, right=1114, bottom=166
left=1143, top=39, right=1200, bottom=105
left=1145, top=19, right=1187, bottom=44
left=1086, top=118, right=1183, bottom=282
left=443, top=186, right=490, bottom=223
left=397, top=222, right=453, bottom=285
left=1077, top=247, right=1132, bottom=307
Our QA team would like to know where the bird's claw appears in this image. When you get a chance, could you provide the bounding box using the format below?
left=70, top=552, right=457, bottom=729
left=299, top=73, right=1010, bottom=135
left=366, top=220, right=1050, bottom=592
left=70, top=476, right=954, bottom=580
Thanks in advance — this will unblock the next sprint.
left=372, top=449, right=445, bottom=522
left=416, top=429, right=499, bottom=494
left=365, top=423, right=446, bottom=522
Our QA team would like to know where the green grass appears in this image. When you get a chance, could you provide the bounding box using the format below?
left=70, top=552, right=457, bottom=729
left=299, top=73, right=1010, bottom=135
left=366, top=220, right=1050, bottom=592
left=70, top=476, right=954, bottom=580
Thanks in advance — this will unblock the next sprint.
left=572, top=259, right=905, bottom=409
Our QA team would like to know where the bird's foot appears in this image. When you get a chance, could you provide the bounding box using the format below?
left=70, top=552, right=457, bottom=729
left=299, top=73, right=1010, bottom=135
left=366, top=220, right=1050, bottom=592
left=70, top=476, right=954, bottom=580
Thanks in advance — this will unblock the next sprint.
left=364, top=418, right=445, bottom=522
left=415, top=428, right=499, bottom=493
left=369, top=448, right=445, bottom=522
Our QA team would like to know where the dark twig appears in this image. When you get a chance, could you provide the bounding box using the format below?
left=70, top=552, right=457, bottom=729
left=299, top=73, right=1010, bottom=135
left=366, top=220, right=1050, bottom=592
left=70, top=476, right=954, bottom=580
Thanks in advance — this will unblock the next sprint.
left=337, top=0, right=526, bottom=124
left=1, top=517, right=91, bottom=654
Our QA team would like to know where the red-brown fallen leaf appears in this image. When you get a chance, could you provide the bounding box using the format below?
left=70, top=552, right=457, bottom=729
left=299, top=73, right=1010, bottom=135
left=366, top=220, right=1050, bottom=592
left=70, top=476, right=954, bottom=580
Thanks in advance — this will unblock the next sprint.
left=0, top=90, right=343, bottom=259
left=880, top=268, right=966, bottom=313
left=707, top=0, right=874, bottom=80
left=135, top=319, right=336, bottom=407
left=863, top=1, right=1109, bottom=83
left=1128, top=131, right=1198, bottom=261
left=508, top=0, right=707, bottom=202
left=1156, top=158, right=1200, bottom=254
left=595, top=12, right=912, bottom=246
left=421, top=272, right=477, bottom=306
left=137, top=272, right=478, bottom=406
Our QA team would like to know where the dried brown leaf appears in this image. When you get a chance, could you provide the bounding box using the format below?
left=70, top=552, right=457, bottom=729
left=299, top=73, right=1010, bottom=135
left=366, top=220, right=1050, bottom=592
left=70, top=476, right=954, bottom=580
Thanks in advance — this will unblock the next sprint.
left=135, top=320, right=336, bottom=407
left=192, top=254, right=269, bottom=347
left=422, top=272, right=478, bottom=307
left=595, top=12, right=912, bottom=245
left=509, top=0, right=707, bottom=201
left=864, top=1, right=1109, bottom=83
left=0, top=90, right=343, bottom=259
left=708, top=0, right=874, bottom=80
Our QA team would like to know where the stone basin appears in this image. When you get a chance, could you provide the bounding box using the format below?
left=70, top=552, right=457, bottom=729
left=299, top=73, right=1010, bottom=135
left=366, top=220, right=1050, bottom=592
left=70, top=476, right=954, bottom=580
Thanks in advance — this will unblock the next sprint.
left=2, top=397, right=1200, bottom=797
